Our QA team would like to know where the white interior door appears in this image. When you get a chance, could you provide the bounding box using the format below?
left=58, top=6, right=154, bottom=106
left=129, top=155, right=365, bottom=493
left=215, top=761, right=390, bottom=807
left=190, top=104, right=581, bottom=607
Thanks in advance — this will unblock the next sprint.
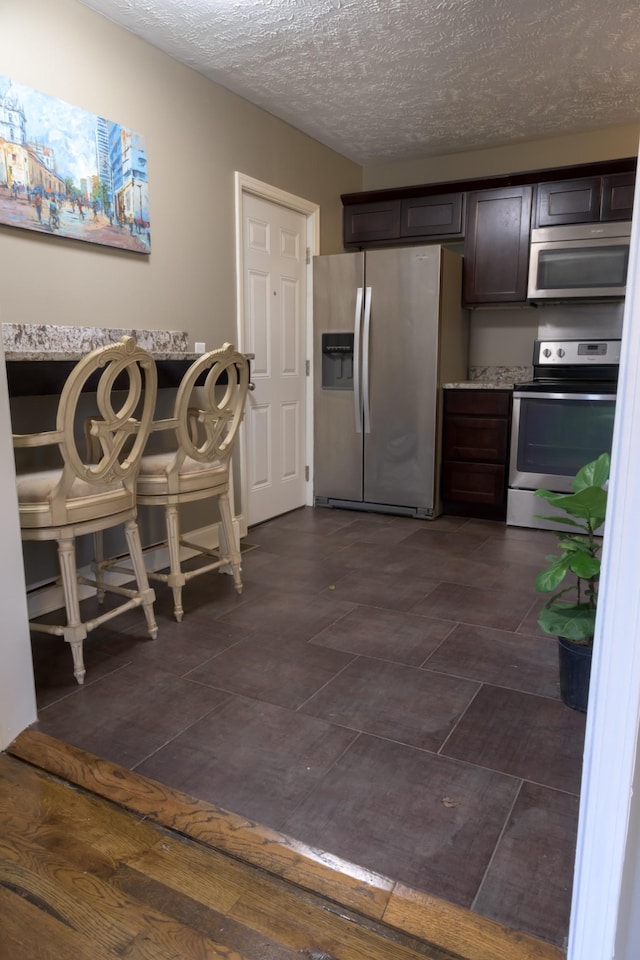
left=242, top=192, right=308, bottom=526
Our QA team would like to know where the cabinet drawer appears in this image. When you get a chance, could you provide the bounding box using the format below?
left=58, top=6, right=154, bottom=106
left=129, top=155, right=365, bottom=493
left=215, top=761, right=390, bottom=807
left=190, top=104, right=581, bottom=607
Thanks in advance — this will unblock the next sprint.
left=443, top=417, right=509, bottom=461
left=443, top=389, right=511, bottom=417
left=442, top=461, right=506, bottom=506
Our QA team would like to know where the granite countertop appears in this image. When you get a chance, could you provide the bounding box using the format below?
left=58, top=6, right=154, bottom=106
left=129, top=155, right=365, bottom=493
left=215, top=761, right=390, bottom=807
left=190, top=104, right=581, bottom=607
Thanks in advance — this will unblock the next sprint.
left=443, top=380, right=516, bottom=389
left=443, top=365, right=533, bottom=389
left=2, top=323, right=195, bottom=361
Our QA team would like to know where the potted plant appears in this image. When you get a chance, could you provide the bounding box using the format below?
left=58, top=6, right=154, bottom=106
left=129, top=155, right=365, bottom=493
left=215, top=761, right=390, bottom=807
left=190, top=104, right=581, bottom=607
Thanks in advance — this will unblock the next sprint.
left=534, top=452, right=610, bottom=712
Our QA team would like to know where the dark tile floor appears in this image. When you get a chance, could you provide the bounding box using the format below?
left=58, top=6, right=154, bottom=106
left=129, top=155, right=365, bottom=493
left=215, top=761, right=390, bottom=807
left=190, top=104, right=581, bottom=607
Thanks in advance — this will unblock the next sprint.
left=30, top=507, right=586, bottom=948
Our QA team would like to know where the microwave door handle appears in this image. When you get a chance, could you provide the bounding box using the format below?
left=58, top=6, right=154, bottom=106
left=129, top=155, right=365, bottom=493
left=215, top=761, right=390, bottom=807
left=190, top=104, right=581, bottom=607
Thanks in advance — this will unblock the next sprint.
left=362, top=286, right=372, bottom=434
left=353, top=286, right=363, bottom=434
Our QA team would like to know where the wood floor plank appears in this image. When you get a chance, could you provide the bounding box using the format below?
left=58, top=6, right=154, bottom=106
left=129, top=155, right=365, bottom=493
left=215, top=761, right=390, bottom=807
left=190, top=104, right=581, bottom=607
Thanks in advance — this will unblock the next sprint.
left=384, top=884, right=564, bottom=960
left=0, top=884, right=117, bottom=960
left=0, top=830, right=248, bottom=960
left=228, top=880, right=462, bottom=960
left=0, top=755, right=161, bottom=862
left=126, top=835, right=250, bottom=914
left=8, top=729, right=395, bottom=918
left=112, top=864, right=300, bottom=960
left=0, top=772, right=246, bottom=917
left=124, top=835, right=455, bottom=960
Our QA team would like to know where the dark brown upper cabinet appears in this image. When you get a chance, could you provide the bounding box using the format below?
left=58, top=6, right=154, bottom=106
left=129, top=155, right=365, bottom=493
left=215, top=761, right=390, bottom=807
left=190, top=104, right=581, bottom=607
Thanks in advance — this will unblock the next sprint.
left=400, top=193, right=464, bottom=239
left=343, top=192, right=464, bottom=246
left=535, top=171, right=635, bottom=227
left=601, top=172, right=636, bottom=221
left=343, top=199, right=401, bottom=246
left=535, top=177, right=600, bottom=226
left=463, top=185, right=532, bottom=306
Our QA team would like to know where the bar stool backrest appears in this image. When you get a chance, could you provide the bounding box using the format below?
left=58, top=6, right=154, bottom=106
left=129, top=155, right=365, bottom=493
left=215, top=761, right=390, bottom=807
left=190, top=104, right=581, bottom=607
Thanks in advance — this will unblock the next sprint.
left=154, top=343, right=249, bottom=494
left=71, top=335, right=158, bottom=487
left=14, top=335, right=157, bottom=528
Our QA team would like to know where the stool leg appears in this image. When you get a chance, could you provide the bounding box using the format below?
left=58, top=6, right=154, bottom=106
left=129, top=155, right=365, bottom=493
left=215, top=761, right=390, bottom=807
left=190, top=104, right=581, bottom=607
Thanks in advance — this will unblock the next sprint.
left=57, top=536, right=87, bottom=685
left=124, top=518, right=158, bottom=639
left=165, top=504, right=185, bottom=622
left=93, top=529, right=106, bottom=603
left=218, top=491, right=242, bottom=594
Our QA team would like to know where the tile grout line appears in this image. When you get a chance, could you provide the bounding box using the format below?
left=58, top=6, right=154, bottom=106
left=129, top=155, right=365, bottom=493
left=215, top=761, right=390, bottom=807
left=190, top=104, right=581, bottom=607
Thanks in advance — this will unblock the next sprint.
left=276, top=730, right=364, bottom=835
left=470, top=778, right=525, bottom=913
left=294, top=651, right=361, bottom=712
left=436, top=682, right=485, bottom=757
left=129, top=693, right=232, bottom=772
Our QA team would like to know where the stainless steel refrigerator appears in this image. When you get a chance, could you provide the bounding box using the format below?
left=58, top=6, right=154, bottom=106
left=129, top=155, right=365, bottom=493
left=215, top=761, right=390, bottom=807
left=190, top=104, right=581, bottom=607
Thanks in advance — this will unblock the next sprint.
left=313, top=245, right=468, bottom=518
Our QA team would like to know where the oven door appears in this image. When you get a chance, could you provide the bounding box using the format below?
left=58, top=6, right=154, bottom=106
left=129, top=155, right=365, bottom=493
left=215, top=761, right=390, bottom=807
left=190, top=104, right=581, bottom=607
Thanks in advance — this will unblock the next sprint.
left=507, top=389, right=616, bottom=529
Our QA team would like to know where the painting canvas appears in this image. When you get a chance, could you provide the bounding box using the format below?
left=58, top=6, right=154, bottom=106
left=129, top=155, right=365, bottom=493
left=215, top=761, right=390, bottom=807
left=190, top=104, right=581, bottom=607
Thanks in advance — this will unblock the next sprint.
left=0, top=76, right=150, bottom=253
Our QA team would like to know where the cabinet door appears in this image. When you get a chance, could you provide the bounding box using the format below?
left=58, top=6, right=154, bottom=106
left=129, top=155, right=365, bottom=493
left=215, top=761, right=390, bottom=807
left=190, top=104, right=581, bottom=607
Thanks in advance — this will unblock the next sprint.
left=535, top=177, right=601, bottom=226
left=441, top=461, right=506, bottom=507
left=463, top=186, right=532, bottom=305
left=601, top=172, right=636, bottom=221
left=442, top=416, right=509, bottom=462
left=444, top=389, right=511, bottom=418
left=400, top=193, right=464, bottom=238
left=343, top=200, right=401, bottom=245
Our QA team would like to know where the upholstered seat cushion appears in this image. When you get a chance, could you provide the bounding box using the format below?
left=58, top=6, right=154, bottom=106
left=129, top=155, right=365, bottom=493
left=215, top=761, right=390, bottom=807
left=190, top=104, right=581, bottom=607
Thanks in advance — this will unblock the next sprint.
left=16, top=468, right=133, bottom=528
left=135, top=451, right=228, bottom=497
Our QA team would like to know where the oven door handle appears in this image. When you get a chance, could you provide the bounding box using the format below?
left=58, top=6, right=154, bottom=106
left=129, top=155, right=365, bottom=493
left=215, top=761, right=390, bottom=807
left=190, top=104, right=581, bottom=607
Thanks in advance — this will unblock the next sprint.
left=513, top=390, right=615, bottom=402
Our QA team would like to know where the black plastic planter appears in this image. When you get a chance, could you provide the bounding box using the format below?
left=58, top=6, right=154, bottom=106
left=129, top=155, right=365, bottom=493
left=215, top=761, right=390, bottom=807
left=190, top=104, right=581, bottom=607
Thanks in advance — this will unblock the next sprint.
left=558, top=636, right=593, bottom=712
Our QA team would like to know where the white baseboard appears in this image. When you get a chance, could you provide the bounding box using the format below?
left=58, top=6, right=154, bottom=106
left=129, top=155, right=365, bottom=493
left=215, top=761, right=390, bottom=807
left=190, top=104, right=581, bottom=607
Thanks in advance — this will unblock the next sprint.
left=25, top=515, right=246, bottom=620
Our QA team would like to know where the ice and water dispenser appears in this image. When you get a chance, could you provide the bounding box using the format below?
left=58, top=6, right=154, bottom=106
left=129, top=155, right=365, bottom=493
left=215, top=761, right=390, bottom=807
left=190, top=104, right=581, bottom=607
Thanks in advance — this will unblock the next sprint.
left=321, top=333, right=354, bottom=390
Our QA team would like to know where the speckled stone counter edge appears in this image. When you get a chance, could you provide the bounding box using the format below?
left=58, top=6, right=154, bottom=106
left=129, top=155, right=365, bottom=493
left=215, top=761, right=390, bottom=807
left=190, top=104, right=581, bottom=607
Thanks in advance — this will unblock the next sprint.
left=443, top=365, right=533, bottom=389
left=1, top=323, right=194, bottom=361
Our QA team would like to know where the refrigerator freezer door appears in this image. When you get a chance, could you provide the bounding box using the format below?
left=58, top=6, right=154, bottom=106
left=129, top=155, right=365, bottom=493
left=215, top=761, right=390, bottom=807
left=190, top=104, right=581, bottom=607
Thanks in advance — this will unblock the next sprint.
left=313, top=252, right=365, bottom=501
left=363, top=246, right=442, bottom=511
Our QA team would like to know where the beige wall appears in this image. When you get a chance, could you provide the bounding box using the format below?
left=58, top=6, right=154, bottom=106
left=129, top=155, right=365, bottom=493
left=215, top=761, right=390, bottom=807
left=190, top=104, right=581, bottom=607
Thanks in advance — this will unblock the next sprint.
left=0, top=0, right=362, bottom=348
left=363, top=124, right=640, bottom=191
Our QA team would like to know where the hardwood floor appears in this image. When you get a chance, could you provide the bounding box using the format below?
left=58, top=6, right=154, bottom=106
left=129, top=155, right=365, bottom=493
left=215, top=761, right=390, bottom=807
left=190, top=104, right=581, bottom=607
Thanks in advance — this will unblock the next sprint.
left=2, top=729, right=563, bottom=960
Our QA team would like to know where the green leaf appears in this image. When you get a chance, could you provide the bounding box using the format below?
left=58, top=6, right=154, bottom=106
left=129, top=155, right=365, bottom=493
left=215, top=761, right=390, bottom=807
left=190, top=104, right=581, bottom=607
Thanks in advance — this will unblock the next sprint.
left=558, top=535, right=595, bottom=550
left=536, top=488, right=607, bottom=527
left=535, top=555, right=572, bottom=592
left=537, top=602, right=596, bottom=641
left=568, top=553, right=600, bottom=579
left=573, top=453, right=610, bottom=493
left=534, top=514, right=585, bottom=528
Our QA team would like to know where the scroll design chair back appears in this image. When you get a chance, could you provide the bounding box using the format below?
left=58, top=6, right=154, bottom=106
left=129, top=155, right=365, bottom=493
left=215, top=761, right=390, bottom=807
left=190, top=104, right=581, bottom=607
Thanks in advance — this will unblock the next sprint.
left=13, top=336, right=158, bottom=684
left=134, top=343, right=249, bottom=622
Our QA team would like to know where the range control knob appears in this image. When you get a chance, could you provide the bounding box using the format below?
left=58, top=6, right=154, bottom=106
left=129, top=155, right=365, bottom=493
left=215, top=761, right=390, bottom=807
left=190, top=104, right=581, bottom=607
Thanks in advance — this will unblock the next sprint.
left=556, top=348, right=566, bottom=358
left=542, top=348, right=552, bottom=358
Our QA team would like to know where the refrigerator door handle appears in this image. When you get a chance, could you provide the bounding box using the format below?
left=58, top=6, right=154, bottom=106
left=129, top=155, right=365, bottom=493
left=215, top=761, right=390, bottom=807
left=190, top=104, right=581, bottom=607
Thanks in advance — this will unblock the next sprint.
left=353, top=286, right=364, bottom=434
left=362, top=286, right=372, bottom=434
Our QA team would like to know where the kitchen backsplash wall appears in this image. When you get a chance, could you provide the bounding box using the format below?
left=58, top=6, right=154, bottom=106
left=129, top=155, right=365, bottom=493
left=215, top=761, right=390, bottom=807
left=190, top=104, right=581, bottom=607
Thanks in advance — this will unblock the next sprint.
left=468, top=301, right=625, bottom=369
left=535, top=301, right=625, bottom=341
left=468, top=307, right=539, bottom=366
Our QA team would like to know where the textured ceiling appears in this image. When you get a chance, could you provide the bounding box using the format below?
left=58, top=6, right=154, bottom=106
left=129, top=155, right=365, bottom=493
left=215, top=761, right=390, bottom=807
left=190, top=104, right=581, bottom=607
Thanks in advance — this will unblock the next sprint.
left=77, top=0, right=640, bottom=165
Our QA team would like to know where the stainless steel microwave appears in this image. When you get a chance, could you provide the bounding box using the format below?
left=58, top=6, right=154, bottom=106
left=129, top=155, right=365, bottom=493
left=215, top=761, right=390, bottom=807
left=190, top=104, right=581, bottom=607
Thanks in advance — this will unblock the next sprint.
left=528, top=221, right=632, bottom=300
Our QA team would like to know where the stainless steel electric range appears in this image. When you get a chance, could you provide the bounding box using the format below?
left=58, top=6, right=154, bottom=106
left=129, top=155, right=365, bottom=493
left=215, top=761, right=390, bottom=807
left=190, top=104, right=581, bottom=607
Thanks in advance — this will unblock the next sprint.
left=507, top=338, right=620, bottom=530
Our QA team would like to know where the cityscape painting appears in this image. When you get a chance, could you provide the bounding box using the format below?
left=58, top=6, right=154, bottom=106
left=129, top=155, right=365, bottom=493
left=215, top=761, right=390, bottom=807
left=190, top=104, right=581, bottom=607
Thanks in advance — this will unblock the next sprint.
left=0, top=76, right=150, bottom=253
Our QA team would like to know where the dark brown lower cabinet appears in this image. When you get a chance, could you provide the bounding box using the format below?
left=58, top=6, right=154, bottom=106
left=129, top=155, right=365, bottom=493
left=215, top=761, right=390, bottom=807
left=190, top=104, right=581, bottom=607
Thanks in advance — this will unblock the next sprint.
left=441, top=388, right=512, bottom=520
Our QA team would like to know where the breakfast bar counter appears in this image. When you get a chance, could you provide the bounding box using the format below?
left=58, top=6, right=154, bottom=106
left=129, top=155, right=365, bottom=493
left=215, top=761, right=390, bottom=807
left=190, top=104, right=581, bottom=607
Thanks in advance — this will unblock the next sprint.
left=3, top=322, right=202, bottom=396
